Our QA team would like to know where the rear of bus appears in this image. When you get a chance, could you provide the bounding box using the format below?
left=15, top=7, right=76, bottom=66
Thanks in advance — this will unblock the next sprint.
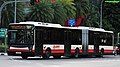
left=7, top=23, right=35, bottom=59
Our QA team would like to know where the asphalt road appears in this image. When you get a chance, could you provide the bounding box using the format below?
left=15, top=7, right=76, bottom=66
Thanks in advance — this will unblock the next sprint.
left=0, top=55, right=120, bottom=67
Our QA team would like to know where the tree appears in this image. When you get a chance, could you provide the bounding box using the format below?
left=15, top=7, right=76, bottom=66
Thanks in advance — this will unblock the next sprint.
left=52, top=0, right=76, bottom=25
left=50, top=0, right=67, bottom=25
left=84, top=0, right=100, bottom=27
left=74, top=0, right=91, bottom=26
left=26, top=0, right=54, bottom=22
left=27, top=0, right=76, bottom=25
left=1, top=0, right=25, bottom=27
left=103, top=2, right=120, bottom=33
left=74, top=0, right=111, bottom=28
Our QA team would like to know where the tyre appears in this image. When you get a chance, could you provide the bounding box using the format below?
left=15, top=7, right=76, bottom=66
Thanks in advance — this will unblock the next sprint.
left=53, top=56, right=61, bottom=59
left=21, top=53, right=28, bottom=59
left=45, top=51, right=51, bottom=59
left=100, top=48, right=104, bottom=57
left=43, top=48, right=51, bottom=59
left=21, top=55, right=28, bottom=59
left=74, top=48, right=80, bottom=58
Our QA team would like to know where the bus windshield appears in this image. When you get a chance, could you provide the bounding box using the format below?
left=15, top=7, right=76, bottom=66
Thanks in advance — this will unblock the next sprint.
left=8, top=24, right=34, bottom=46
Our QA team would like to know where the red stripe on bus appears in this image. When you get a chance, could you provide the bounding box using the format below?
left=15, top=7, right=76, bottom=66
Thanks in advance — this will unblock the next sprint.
left=8, top=49, right=113, bottom=54
left=88, top=49, right=94, bottom=53
left=104, top=50, right=113, bottom=53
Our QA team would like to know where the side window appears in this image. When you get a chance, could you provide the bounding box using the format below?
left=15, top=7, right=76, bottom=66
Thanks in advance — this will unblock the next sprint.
left=45, top=29, right=52, bottom=43
left=89, top=31, right=94, bottom=45
left=71, top=30, right=82, bottom=44
left=106, top=33, right=112, bottom=46
left=101, top=33, right=107, bottom=46
left=100, top=33, right=112, bottom=46
left=100, top=33, right=105, bottom=45
left=10, top=32, right=16, bottom=43
left=43, top=28, right=64, bottom=44
left=43, top=29, right=47, bottom=40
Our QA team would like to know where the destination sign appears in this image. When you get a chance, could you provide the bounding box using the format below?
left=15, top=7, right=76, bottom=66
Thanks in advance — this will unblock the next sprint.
left=9, top=25, right=34, bottom=30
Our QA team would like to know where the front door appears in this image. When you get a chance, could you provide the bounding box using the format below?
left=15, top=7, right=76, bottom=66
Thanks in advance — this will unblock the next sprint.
left=64, top=30, right=71, bottom=57
left=94, top=33, right=100, bottom=55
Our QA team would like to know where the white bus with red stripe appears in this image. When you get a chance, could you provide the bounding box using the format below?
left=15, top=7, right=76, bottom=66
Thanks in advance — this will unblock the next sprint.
left=7, top=21, right=114, bottom=59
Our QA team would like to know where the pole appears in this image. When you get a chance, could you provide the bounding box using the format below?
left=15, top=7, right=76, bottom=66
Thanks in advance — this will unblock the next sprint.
left=117, top=33, right=120, bottom=45
left=100, top=0, right=104, bottom=28
left=0, top=0, right=30, bottom=26
left=0, top=3, right=6, bottom=26
left=14, top=0, right=17, bottom=23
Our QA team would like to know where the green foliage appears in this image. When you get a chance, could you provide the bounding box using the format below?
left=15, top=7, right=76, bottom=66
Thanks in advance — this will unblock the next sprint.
left=27, top=0, right=54, bottom=22
left=74, top=0, right=90, bottom=17
left=51, top=2, right=67, bottom=25
left=84, top=2, right=100, bottom=27
left=0, top=44, right=7, bottom=52
left=27, top=0, right=76, bottom=25
left=30, top=0, right=35, bottom=5
left=74, top=0, right=100, bottom=27
left=60, top=0, right=76, bottom=18
left=102, top=19, right=114, bottom=31
left=103, top=2, right=120, bottom=33
left=1, top=0, right=25, bottom=27
left=59, top=0, right=76, bottom=25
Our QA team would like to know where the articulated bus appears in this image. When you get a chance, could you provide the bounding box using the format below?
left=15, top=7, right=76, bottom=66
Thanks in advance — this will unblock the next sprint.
left=7, top=22, right=114, bottom=59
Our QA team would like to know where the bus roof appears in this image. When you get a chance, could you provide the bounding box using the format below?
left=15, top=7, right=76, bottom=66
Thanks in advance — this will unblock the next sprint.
left=63, top=26, right=113, bottom=33
left=9, top=21, right=113, bottom=33
left=19, top=21, right=62, bottom=28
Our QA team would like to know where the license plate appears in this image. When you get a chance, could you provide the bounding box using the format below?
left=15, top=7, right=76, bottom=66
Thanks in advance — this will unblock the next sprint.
left=16, top=52, right=21, bottom=54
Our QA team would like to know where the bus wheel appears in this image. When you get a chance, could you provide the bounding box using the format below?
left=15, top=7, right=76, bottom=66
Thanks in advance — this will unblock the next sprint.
left=21, top=55, right=28, bottom=59
left=44, top=48, right=51, bottom=59
left=100, top=48, right=104, bottom=57
left=53, top=56, right=61, bottom=59
left=74, top=48, right=80, bottom=58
